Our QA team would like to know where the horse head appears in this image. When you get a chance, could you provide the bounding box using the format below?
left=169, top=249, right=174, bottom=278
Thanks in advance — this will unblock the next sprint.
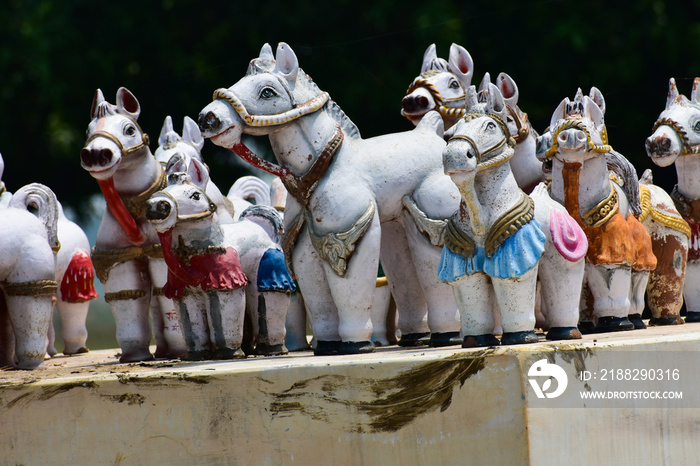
left=146, top=157, right=217, bottom=233
left=401, top=43, right=474, bottom=129
left=545, top=88, right=609, bottom=164
left=154, top=115, right=205, bottom=165
left=645, top=77, right=700, bottom=167
left=443, top=83, right=515, bottom=185
left=80, top=87, right=151, bottom=180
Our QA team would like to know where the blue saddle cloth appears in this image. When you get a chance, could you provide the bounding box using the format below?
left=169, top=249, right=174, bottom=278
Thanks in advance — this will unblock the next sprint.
left=438, top=219, right=546, bottom=282
left=257, top=248, right=297, bottom=292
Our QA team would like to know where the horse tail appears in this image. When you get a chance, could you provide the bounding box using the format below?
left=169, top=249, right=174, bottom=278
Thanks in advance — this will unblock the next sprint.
left=9, top=183, right=60, bottom=253
left=239, top=204, right=284, bottom=244
left=228, top=175, right=271, bottom=206
left=606, top=150, right=642, bottom=218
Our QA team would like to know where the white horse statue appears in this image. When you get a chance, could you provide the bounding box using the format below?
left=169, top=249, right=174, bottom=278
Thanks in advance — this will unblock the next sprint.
left=440, top=85, right=587, bottom=346
left=0, top=154, right=97, bottom=356
left=545, top=88, right=688, bottom=332
left=80, top=87, right=187, bottom=362
left=645, top=77, right=700, bottom=322
left=198, top=42, right=462, bottom=354
left=0, top=183, right=60, bottom=369
left=145, top=158, right=294, bottom=359
left=401, top=43, right=545, bottom=192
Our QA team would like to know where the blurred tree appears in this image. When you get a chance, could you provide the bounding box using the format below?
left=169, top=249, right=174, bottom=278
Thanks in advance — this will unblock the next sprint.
left=1, top=0, right=699, bottom=221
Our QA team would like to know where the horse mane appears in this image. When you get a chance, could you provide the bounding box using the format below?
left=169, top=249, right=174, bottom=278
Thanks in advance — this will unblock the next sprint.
left=606, top=150, right=642, bottom=218
left=297, top=69, right=362, bottom=139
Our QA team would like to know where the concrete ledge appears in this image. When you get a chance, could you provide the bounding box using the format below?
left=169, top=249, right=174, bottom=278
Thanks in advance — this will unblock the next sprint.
left=3, top=325, right=700, bottom=465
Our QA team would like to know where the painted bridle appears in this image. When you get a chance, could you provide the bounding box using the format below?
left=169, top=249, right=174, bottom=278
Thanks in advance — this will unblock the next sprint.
left=651, top=116, right=700, bottom=155
left=544, top=118, right=612, bottom=159
left=84, top=115, right=150, bottom=159
left=402, top=71, right=467, bottom=121
left=448, top=112, right=516, bottom=170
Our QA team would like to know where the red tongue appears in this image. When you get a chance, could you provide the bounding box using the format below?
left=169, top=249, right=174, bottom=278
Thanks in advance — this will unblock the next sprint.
left=97, top=177, right=145, bottom=245
left=232, top=142, right=291, bottom=179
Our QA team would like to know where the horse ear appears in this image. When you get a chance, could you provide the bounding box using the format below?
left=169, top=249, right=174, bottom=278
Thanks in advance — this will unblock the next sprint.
left=421, top=44, right=438, bottom=73
left=448, top=43, right=474, bottom=88
left=91, top=89, right=106, bottom=119
left=274, top=42, right=299, bottom=84
left=666, top=77, right=679, bottom=109
left=478, top=72, right=491, bottom=92
left=183, top=116, right=204, bottom=152
left=691, top=78, right=700, bottom=105
left=116, top=87, right=141, bottom=120
left=550, top=98, right=569, bottom=131
left=159, top=115, right=174, bottom=147
left=497, top=73, right=519, bottom=107
left=259, top=43, right=274, bottom=60
left=188, top=157, right=210, bottom=189
left=589, top=87, right=606, bottom=115
left=583, top=96, right=605, bottom=131
left=166, top=153, right=187, bottom=178
left=486, top=83, right=505, bottom=114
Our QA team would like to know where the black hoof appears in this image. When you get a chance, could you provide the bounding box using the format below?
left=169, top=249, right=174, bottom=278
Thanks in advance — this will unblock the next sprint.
left=182, top=350, right=214, bottom=361
left=462, top=334, right=500, bottom=348
left=501, top=330, right=539, bottom=345
left=546, top=327, right=582, bottom=341
left=339, top=341, right=375, bottom=355
left=314, top=340, right=342, bottom=355
left=119, top=347, right=155, bottom=363
left=592, top=316, right=635, bottom=333
left=65, top=347, right=90, bottom=355
left=578, top=321, right=597, bottom=334
left=685, top=311, right=700, bottom=323
left=398, top=332, right=430, bottom=347
left=429, top=332, right=462, bottom=347
left=649, top=316, right=682, bottom=326
left=628, top=314, right=647, bottom=329
left=256, top=343, right=289, bottom=356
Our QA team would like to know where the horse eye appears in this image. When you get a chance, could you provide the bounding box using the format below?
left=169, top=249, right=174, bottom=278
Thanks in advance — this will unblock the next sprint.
left=260, top=87, right=277, bottom=100
left=694, top=121, right=700, bottom=133
left=486, top=122, right=496, bottom=131
left=449, top=79, right=460, bottom=89
left=125, top=125, right=136, bottom=136
left=190, top=192, right=201, bottom=201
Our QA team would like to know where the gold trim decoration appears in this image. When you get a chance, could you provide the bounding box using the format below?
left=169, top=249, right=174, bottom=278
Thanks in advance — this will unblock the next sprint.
left=640, top=185, right=692, bottom=237
left=91, top=244, right=163, bottom=282
left=4, top=280, right=57, bottom=297
left=402, top=196, right=447, bottom=247
left=444, top=216, right=476, bottom=258
left=484, top=194, right=535, bottom=257
left=308, top=202, right=376, bottom=277
left=104, top=289, right=148, bottom=302
left=122, top=167, right=167, bottom=219
left=582, top=184, right=619, bottom=228
left=172, top=235, right=227, bottom=267
left=375, top=277, right=389, bottom=288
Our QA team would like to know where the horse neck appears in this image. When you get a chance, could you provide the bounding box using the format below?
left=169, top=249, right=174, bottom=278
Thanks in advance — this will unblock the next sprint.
left=550, top=154, right=611, bottom=217
left=111, top=149, right=162, bottom=197
left=675, top=153, right=700, bottom=200
left=268, top=110, right=340, bottom=176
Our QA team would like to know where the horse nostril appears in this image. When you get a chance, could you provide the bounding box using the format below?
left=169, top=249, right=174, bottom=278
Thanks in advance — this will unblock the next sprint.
left=146, top=199, right=171, bottom=221
left=198, top=111, right=220, bottom=133
left=80, top=148, right=93, bottom=167
left=97, top=148, right=112, bottom=166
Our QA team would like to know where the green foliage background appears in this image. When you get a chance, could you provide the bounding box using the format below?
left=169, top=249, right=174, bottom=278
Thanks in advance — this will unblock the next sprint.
left=2, top=0, right=700, bottom=216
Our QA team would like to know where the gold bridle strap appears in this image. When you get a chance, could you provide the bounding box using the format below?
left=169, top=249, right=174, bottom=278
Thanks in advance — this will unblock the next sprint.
left=545, top=118, right=612, bottom=158
left=652, top=117, right=700, bottom=155
left=402, top=74, right=467, bottom=121
left=84, top=116, right=150, bottom=158
left=505, top=104, right=530, bottom=144
left=157, top=189, right=218, bottom=223
left=448, top=112, right=516, bottom=170
left=213, top=87, right=330, bottom=127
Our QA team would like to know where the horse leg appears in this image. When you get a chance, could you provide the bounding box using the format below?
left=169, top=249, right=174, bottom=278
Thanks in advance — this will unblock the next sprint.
left=321, top=212, right=381, bottom=354
left=285, top=290, right=310, bottom=351
left=685, top=261, right=700, bottom=322
left=451, top=273, right=499, bottom=347
left=176, top=291, right=214, bottom=360
left=646, top=228, right=687, bottom=325
left=0, top=290, right=15, bottom=366
left=492, top=267, right=539, bottom=344
left=46, top=308, right=57, bottom=356
left=585, top=263, right=635, bottom=332
left=293, top=230, right=341, bottom=355
left=104, top=259, right=154, bottom=362
left=537, top=244, right=585, bottom=340
left=149, top=258, right=187, bottom=358
left=5, top=294, right=53, bottom=369
left=371, top=280, right=392, bottom=346
left=402, top=213, right=461, bottom=347
left=628, top=270, right=651, bottom=329
left=55, top=299, right=89, bottom=354
left=206, top=288, right=247, bottom=359
left=379, top=220, right=430, bottom=346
